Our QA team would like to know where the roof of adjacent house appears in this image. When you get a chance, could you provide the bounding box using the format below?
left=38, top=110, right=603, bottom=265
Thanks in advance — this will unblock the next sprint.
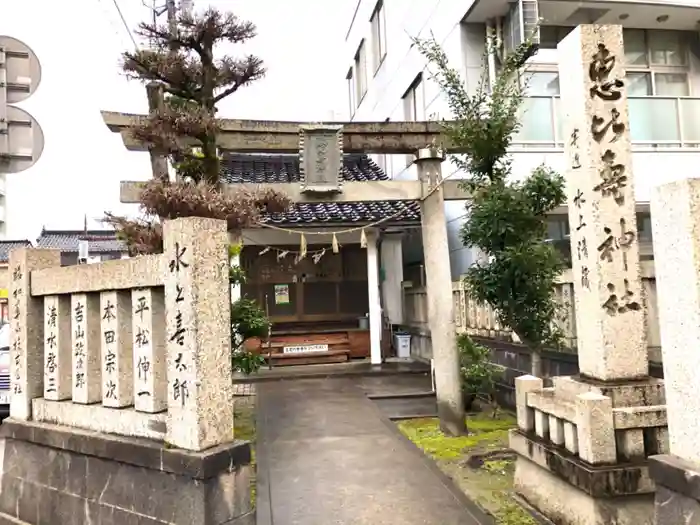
left=36, top=230, right=126, bottom=254
left=221, top=154, right=420, bottom=226
left=0, top=240, right=33, bottom=263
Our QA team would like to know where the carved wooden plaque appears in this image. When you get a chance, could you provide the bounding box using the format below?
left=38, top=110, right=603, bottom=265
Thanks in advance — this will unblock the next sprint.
left=299, top=124, right=343, bottom=193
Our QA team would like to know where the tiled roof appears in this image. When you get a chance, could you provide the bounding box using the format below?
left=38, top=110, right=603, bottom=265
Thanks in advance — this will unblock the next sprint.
left=36, top=230, right=126, bottom=254
left=221, top=154, right=420, bottom=225
left=0, top=240, right=32, bottom=263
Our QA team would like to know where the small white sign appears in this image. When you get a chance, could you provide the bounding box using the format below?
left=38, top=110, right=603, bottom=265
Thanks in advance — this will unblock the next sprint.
left=0, top=392, right=10, bottom=404
left=282, top=344, right=329, bottom=354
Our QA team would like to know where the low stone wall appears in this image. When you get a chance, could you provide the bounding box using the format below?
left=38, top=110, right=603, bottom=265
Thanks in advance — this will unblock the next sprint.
left=2, top=217, right=252, bottom=525
left=403, top=326, right=664, bottom=409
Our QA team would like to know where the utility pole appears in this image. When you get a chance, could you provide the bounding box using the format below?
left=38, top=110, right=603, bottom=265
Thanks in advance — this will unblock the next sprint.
left=166, top=0, right=178, bottom=53
left=144, top=0, right=181, bottom=181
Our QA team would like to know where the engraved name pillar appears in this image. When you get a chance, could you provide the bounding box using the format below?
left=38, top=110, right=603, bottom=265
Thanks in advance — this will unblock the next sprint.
left=163, top=217, right=233, bottom=451
left=558, top=25, right=648, bottom=381
left=43, top=295, right=72, bottom=400
left=132, top=288, right=167, bottom=413
left=100, top=290, right=133, bottom=407
left=8, top=248, right=61, bottom=420
left=71, top=293, right=101, bottom=404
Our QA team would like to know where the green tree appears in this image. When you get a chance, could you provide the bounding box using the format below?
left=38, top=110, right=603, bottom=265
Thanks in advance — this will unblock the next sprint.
left=104, top=8, right=289, bottom=374
left=415, top=37, right=566, bottom=377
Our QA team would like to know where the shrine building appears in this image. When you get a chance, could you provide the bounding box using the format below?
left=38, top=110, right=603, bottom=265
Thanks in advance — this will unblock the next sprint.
left=226, top=153, right=418, bottom=366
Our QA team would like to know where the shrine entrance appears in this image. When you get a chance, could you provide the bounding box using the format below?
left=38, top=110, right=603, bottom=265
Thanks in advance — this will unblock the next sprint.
left=240, top=244, right=369, bottom=326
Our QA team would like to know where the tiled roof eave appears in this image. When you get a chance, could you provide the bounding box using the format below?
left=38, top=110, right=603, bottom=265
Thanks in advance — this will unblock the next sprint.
left=256, top=217, right=422, bottom=228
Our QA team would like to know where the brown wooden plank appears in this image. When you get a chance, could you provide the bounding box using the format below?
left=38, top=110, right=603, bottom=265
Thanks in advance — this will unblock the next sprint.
left=346, top=330, right=370, bottom=359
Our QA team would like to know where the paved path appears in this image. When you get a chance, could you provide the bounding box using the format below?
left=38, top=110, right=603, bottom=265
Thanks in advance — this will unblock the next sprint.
left=255, top=375, right=491, bottom=525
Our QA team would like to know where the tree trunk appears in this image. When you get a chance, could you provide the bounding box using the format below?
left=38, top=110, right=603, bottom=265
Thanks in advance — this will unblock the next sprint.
left=201, top=136, right=220, bottom=185
left=530, top=348, right=543, bottom=377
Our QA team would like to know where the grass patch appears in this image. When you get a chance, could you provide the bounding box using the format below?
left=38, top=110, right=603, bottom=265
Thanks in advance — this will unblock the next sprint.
left=233, top=396, right=257, bottom=508
left=398, top=410, right=536, bottom=525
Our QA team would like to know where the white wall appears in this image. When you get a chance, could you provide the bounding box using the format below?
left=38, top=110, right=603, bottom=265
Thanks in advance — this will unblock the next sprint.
left=344, top=0, right=478, bottom=121
left=344, top=0, right=700, bottom=279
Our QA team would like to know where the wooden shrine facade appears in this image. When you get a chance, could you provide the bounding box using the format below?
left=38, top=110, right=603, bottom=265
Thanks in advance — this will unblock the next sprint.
left=240, top=244, right=369, bottom=325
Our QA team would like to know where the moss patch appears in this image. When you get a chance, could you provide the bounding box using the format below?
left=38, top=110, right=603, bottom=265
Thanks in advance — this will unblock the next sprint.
left=398, top=411, right=536, bottom=525
left=233, top=397, right=257, bottom=508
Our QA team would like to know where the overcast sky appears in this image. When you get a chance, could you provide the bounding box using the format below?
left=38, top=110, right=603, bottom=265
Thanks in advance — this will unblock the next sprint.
left=1, top=0, right=354, bottom=240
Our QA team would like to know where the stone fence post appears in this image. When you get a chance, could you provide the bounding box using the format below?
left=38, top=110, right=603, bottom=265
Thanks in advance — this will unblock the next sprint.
left=163, top=217, right=234, bottom=451
left=649, top=178, right=700, bottom=523
left=8, top=249, right=61, bottom=420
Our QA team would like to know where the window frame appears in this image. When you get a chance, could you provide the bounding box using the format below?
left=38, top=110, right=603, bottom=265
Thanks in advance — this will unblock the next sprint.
left=375, top=117, right=391, bottom=175
left=402, top=75, right=424, bottom=166
left=624, top=29, right=690, bottom=97
left=370, top=0, right=387, bottom=73
left=524, top=28, right=691, bottom=97
left=354, top=40, right=368, bottom=104
left=346, top=67, right=356, bottom=117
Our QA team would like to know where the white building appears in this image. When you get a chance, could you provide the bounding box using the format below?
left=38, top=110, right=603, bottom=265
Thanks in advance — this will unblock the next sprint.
left=343, top=0, right=700, bottom=278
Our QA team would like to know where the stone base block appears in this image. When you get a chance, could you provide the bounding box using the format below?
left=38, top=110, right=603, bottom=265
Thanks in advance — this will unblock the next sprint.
left=510, top=430, right=655, bottom=525
left=649, top=454, right=700, bottom=525
left=0, top=419, right=254, bottom=525
left=32, top=398, right=166, bottom=441
left=515, top=455, right=653, bottom=525
left=553, top=375, right=665, bottom=408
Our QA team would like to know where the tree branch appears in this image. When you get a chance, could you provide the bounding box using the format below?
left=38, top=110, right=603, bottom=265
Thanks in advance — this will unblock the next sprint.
left=123, top=49, right=200, bottom=99
left=213, top=55, right=265, bottom=102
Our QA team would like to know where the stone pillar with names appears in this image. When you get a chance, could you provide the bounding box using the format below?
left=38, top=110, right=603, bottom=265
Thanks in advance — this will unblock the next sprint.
left=163, top=217, right=233, bottom=451
left=648, top=178, right=700, bottom=522
left=9, top=249, right=61, bottom=420
left=132, top=287, right=167, bottom=413
left=558, top=24, right=647, bottom=381
left=43, top=295, right=72, bottom=400
left=71, top=293, right=101, bottom=404
left=100, top=290, right=133, bottom=407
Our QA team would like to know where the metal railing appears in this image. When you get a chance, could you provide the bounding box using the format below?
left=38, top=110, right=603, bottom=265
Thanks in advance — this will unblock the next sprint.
left=514, top=95, right=700, bottom=148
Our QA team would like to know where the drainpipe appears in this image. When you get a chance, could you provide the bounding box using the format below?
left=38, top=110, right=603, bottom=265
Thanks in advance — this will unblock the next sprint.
left=486, top=19, right=498, bottom=90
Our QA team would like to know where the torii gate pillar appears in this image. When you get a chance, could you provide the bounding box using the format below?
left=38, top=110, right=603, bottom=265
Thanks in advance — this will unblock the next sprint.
left=415, top=148, right=466, bottom=436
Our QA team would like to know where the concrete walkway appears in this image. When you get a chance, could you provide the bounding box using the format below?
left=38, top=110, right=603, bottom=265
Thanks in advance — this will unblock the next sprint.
left=255, top=375, right=492, bottom=525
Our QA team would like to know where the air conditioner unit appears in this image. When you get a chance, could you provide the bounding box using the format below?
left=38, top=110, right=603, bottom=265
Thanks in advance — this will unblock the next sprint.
left=501, top=0, right=541, bottom=59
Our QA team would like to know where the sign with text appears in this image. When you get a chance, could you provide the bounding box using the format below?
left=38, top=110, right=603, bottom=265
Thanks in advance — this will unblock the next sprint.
left=274, top=284, right=290, bottom=305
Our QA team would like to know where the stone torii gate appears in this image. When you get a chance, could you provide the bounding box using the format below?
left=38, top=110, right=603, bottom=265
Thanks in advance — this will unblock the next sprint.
left=102, top=112, right=470, bottom=435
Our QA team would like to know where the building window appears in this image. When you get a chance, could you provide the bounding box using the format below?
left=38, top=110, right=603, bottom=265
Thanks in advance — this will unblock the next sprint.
left=354, top=40, right=368, bottom=103
left=376, top=117, right=390, bottom=175
left=637, top=212, right=653, bottom=242
left=527, top=28, right=690, bottom=97
left=545, top=215, right=571, bottom=265
left=370, top=0, right=387, bottom=73
left=402, top=74, right=423, bottom=121
left=346, top=67, right=356, bottom=117
left=625, top=29, right=689, bottom=97
left=402, top=75, right=423, bottom=166
left=546, top=215, right=570, bottom=241
left=525, top=71, right=560, bottom=96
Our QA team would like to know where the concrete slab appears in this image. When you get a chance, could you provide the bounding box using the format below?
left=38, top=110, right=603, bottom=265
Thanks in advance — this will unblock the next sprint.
left=256, top=377, right=491, bottom=525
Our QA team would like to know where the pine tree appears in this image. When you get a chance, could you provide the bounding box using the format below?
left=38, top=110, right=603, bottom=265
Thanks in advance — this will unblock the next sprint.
left=104, top=7, right=290, bottom=255
left=104, top=7, right=289, bottom=374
